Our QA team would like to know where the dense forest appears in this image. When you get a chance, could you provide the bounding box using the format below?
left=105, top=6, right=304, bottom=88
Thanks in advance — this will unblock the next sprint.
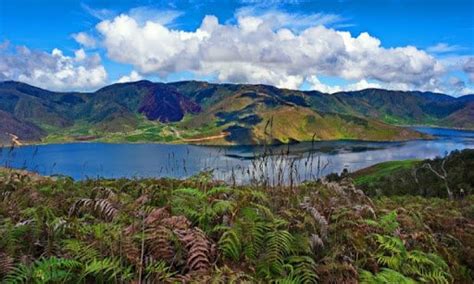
left=0, top=150, right=473, bottom=283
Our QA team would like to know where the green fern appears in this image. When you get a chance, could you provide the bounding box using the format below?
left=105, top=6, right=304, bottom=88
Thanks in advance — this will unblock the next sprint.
left=4, top=257, right=81, bottom=283
left=81, top=257, right=133, bottom=282
left=171, top=187, right=236, bottom=232
left=62, top=239, right=100, bottom=263
left=360, top=268, right=416, bottom=284
left=365, top=211, right=399, bottom=234
left=371, top=234, right=452, bottom=283
left=258, top=229, right=295, bottom=278
left=285, top=256, right=318, bottom=284
left=219, top=227, right=242, bottom=261
left=144, top=260, right=176, bottom=282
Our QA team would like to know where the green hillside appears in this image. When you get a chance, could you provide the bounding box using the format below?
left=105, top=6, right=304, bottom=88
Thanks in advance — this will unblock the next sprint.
left=1, top=80, right=473, bottom=145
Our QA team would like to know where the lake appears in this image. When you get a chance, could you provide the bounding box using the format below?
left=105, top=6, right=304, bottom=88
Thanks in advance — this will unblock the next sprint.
left=1, top=127, right=474, bottom=184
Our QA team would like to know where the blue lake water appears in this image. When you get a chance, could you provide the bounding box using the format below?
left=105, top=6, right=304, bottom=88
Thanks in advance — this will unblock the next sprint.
left=1, top=127, right=474, bottom=184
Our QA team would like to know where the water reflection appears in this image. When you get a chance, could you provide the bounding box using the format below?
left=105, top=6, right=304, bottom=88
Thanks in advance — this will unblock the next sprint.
left=1, top=127, right=473, bottom=185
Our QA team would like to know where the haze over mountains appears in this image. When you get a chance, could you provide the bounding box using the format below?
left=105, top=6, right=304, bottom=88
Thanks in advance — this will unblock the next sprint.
left=0, top=80, right=473, bottom=145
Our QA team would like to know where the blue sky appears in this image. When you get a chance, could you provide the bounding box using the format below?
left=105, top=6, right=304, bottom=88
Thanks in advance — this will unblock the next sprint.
left=1, top=0, right=473, bottom=95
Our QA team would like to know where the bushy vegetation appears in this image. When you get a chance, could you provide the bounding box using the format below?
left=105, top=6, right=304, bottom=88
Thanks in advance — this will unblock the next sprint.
left=351, top=149, right=474, bottom=198
left=0, top=167, right=472, bottom=283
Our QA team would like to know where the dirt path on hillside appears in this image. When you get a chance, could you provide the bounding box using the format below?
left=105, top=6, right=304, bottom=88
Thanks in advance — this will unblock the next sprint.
left=181, top=132, right=228, bottom=142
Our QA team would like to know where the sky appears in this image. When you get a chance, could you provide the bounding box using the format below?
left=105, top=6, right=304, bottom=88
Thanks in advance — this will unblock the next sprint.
left=0, top=0, right=473, bottom=96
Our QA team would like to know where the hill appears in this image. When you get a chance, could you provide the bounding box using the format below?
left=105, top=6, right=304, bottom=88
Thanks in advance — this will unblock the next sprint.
left=1, top=80, right=473, bottom=145
left=350, top=149, right=474, bottom=198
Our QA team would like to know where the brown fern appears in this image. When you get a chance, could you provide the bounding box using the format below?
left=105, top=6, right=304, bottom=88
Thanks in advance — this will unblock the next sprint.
left=177, top=228, right=214, bottom=272
left=69, top=198, right=118, bottom=221
left=144, top=207, right=170, bottom=225
left=300, top=197, right=329, bottom=240
left=0, top=253, right=14, bottom=277
left=122, top=236, right=141, bottom=266
left=161, top=215, right=191, bottom=230
left=146, top=226, right=175, bottom=263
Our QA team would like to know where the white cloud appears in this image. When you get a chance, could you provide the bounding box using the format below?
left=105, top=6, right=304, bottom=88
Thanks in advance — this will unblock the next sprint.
left=307, top=76, right=383, bottom=93
left=463, top=57, right=474, bottom=83
left=73, top=32, right=97, bottom=48
left=117, top=70, right=143, bottom=83
left=128, top=7, right=183, bottom=26
left=0, top=45, right=107, bottom=91
left=235, top=7, right=347, bottom=30
left=307, top=76, right=344, bottom=93
left=81, top=3, right=115, bottom=20
left=94, top=10, right=444, bottom=91
left=74, top=48, right=87, bottom=61
left=427, top=43, right=463, bottom=54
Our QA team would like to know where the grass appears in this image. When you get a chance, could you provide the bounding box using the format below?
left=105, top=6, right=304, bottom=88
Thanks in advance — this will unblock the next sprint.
left=352, top=159, right=421, bottom=186
left=40, top=115, right=229, bottom=145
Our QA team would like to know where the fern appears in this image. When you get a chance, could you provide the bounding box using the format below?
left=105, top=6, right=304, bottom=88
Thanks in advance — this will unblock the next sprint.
left=69, top=198, right=118, bottom=221
left=144, top=260, right=176, bottom=282
left=360, top=268, right=416, bottom=284
left=372, top=234, right=452, bottom=283
left=0, top=253, right=15, bottom=278
left=375, top=234, right=406, bottom=270
left=171, top=187, right=236, bottom=232
left=4, top=257, right=82, bottom=283
left=219, top=227, right=242, bottom=261
left=81, top=257, right=133, bottom=282
left=285, top=256, right=318, bottom=284
left=365, top=210, right=399, bottom=234
left=258, top=229, right=295, bottom=278
left=3, top=263, right=32, bottom=284
left=62, top=239, right=100, bottom=263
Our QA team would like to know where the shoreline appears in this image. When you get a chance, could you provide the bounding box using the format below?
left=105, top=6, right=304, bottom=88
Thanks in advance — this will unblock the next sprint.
left=7, top=124, right=474, bottom=149
left=1, top=134, right=437, bottom=149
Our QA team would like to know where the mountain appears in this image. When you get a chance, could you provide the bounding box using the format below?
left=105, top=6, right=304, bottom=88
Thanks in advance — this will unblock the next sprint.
left=0, top=80, right=472, bottom=145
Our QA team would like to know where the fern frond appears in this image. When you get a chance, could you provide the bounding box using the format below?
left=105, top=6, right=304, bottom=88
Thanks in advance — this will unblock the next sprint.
left=63, top=239, right=100, bottom=263
left=4, top=257, right=82, bottom=284
left=285, top=256, right=318, bottom=284
left=3, top=263, right=32, bottom=284
left=81, top=257, right=131, bottom=281
left=144, top=260, right=176, bottom=282
left=219, top=227, right=242, bottom=262
left=69, top=198, right=118, bottom=221
left=258, top=229, right=295, bottom=278
left=359, top=268, right=416, bottom=284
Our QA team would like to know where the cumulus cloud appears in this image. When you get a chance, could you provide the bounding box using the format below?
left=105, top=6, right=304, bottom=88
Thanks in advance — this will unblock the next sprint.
left=0, top=43, right=107, bottom=91
left=117, top=70, right=143, bottom=83
left=73, top=32, right=97, bottom=48
left=95, top=11, right=443, bottom=91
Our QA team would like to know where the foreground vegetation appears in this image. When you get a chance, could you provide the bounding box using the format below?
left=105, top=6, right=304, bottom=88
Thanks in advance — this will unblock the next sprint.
left=0, top=154, right=473, bottom=283
left=351, top=149, right=474, bottom=198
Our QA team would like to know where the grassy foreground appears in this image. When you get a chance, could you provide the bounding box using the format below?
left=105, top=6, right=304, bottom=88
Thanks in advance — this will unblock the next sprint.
left=0, top=167, right=473, bottom=283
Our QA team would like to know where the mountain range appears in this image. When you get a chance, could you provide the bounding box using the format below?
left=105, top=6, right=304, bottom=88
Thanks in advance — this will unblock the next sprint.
left=0, top=80, right=473, bottom=145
